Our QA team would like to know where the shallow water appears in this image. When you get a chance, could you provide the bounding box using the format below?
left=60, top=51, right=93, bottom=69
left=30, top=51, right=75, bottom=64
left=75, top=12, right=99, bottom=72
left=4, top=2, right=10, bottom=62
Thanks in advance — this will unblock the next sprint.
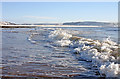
left=1, top=27, right=120, bottom=78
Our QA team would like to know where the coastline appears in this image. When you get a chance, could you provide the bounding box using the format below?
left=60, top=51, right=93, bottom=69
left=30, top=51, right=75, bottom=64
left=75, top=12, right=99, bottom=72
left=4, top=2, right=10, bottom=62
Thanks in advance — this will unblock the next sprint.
left=1, top=25, right=102, bottom=28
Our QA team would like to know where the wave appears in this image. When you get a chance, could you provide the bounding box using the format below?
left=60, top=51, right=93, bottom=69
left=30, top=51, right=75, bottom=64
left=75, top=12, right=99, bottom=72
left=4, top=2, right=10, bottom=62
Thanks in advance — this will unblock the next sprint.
left=49, top=28, right=120, bottom=77
left=28, top=33, right=39, bottom=44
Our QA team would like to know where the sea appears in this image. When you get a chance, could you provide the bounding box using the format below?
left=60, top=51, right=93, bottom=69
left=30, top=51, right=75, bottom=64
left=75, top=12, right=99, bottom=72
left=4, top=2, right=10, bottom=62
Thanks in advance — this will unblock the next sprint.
left=1, top=26, right=120, bottom=78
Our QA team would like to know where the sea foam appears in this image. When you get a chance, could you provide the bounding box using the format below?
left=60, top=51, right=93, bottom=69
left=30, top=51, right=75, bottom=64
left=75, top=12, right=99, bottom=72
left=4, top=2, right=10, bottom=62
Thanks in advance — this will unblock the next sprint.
left=49, top=28, right=120, bottom=77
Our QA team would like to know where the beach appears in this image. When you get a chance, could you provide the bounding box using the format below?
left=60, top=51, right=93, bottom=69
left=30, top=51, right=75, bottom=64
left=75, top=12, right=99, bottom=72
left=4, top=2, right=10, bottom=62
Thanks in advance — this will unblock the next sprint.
left=1, top=25, right=101, bottom=28
left=1, top=1, right=119, bottom=78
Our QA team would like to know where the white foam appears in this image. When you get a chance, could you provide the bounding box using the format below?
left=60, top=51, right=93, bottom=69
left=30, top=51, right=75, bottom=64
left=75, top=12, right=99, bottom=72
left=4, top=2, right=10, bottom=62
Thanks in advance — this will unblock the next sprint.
left=100, top=62, right=119, bottom=77
left=49, top=28, right=72, bottom=47
left=48, top=28, right=120, bottom=77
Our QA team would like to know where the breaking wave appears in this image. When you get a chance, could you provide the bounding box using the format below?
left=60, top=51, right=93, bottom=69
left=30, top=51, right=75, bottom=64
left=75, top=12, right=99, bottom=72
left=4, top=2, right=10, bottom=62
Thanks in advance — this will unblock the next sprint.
left=49, top=28, right=120, bottom=77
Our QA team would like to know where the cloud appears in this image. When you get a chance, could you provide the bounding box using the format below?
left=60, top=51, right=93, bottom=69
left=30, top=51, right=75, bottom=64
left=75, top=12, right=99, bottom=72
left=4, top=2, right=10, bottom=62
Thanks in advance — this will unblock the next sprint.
left=23, top=16, right=57, bottom=20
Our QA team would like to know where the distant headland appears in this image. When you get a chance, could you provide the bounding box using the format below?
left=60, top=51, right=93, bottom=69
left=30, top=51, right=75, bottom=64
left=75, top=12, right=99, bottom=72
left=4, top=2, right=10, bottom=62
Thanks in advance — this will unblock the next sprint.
left=0, top=21, right=118, bottom=28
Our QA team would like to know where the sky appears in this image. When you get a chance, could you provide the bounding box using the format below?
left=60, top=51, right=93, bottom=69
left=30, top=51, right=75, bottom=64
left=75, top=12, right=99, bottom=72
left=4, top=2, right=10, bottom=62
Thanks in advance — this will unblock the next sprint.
left=2, top=2, right=118, bottom=24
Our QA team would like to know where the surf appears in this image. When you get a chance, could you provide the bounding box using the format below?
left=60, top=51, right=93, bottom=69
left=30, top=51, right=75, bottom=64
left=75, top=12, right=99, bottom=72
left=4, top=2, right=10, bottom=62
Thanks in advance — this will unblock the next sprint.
left=48, top=28, right=120, bottom=77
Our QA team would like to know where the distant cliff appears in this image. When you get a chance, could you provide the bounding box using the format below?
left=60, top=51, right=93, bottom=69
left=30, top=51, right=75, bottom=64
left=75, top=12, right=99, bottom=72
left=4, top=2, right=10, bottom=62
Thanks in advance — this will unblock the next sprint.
left=63, top=21, right=116, bottom=27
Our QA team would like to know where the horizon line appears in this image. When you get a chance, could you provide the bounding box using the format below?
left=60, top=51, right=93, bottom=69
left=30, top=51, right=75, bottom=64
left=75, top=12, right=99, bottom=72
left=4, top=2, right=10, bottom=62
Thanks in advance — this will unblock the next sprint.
left=1, top=20, right=118, bottom=24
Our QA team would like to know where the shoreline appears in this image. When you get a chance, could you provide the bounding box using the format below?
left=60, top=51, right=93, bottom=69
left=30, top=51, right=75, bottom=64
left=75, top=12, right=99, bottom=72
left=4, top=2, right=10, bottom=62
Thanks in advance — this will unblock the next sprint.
left=1, top=25, right=36, bottom=28
left=1, top=25, right=102, bottom=28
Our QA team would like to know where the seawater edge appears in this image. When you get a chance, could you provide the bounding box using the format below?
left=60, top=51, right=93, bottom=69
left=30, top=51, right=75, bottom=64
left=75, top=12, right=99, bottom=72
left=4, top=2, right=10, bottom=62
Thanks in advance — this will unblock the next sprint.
left=0, top=25, right=102, bottom=28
